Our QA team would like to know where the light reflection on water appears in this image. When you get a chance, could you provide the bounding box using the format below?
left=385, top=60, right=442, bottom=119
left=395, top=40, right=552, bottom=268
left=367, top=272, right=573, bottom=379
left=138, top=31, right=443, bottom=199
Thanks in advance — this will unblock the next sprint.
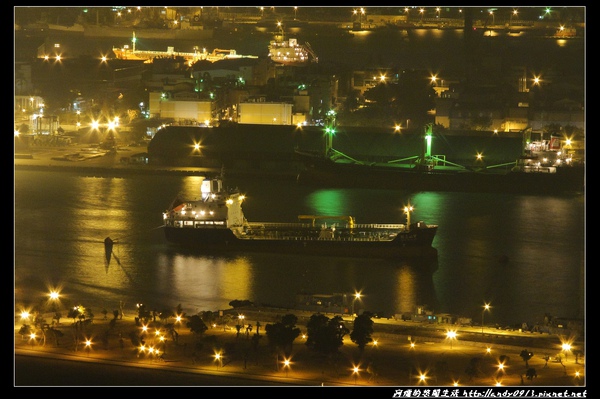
left=15, top=171, right=584, bottom=326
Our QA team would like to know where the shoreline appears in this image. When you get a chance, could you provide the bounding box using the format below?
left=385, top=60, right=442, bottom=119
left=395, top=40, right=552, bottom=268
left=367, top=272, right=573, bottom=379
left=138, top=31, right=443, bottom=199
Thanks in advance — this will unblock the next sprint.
left=15, top=306, right=585, bottom=387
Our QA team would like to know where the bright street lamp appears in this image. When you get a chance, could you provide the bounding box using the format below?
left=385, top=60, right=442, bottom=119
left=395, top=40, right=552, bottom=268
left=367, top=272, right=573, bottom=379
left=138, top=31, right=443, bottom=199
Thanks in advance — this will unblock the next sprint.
left=561, top=342, right=572, bottom=362
left=352, top=365, right=360, bottom=384
left=351, top=292, right=362, bottom=320
left=482, top=303, right=491, bottom=333
left=446, top=330, right=457, bottom=349
left=510, top=9, right=518, bottom=26
left=283, top=358, right=291, bottom=377
left=84, top=338, right=93, bottom=356
left=404, top=204, right=413, bottom=231
left=20, top=310, right=31, bottom=325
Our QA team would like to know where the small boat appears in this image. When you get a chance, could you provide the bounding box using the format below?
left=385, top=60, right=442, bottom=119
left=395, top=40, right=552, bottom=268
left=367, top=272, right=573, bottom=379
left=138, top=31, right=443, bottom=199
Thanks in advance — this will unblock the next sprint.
left=162, top=177, right=437, bottom=259
left=552, top=26, right=577, bottom=38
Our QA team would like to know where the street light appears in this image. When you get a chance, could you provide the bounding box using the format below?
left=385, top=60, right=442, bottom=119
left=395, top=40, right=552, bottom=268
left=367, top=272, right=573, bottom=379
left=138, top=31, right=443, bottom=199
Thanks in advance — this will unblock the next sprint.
left=510, top=9, right=518, bottom=26
left=29, top=332, right=37, bottom=347
left=283, top=358, right=291, bottom=377
left=430, top=74, right=438, bottom=86
left=351, top=291, right=362, bottom=320
left=84, top=338, right=92, bottom=357
left=214, top=352, right=222, bottom=370
left=446, top=330, right=457, bottom=349
left=561, top=342, right=572, bottom=362
left=404, top=204, right=413, bottom=231
left=352, top=365, right=360, bottom=384
left=20, top=310, right=31, bottom=325
left=481, top=303, right=491, bottom=333
left=159, top=335, right=166, bottom=354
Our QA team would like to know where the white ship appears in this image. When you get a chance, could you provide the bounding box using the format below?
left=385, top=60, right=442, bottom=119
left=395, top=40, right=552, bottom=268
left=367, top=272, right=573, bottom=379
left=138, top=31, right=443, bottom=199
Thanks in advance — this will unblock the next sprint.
left=268, top=36, right=317, bottom=65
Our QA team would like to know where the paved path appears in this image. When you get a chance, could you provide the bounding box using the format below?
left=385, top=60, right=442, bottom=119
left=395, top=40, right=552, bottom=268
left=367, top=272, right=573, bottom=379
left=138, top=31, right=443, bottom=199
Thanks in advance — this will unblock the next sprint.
left=14, top=310, right=585, bottom=387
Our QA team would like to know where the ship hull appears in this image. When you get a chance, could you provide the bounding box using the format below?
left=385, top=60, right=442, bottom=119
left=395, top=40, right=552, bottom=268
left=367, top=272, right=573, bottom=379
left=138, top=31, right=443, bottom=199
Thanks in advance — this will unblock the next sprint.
left=296, top=157, right=584, bottom=195
left=163, top=225, right=438, bottom=259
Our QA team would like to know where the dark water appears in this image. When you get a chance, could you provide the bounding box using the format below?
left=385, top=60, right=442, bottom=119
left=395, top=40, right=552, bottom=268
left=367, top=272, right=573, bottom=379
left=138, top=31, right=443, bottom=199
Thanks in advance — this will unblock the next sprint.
left=14, top=170, right=585, bottom=327
left=16, top=24, right=584, bottom=78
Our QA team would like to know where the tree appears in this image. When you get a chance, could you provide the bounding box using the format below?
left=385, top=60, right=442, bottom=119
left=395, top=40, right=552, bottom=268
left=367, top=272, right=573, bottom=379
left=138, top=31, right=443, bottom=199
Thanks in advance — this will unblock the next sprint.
left=219, top=314, right=233, bottom=331
left=525, top=367, right=537, bottom=380
left=360, top=70, right=436, bottom=128
left=305, top=313, right=349, bottom=356
left=468, top=113, right=493, bottom=131
left=67, top=307, right=80, bottom=323
left=18, top=324, right=32, bottom=340
left=186, top=315, right=208, bottom=336
left=200, top=310, right=217, bottom=327
left=53, top=312, right=62, bottom=326
left=159, top=308, right=174, bottom=324
left=350, top=313, right=374, bottom=354
left=46, top=327, right=64, bottom=347
left=229, top=299, right=254, bottom=308
left=464, top=357, right=483, bottom=381
left=136, top=303, right=151, bottom=323
left=264, top=313, right=301, bottom=358
left=520, top=349, right=534, bottom=368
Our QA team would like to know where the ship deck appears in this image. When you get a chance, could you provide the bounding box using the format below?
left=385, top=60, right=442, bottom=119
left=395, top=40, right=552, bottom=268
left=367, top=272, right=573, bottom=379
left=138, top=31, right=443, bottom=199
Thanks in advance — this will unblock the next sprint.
left=234, top=222, right=427, bottom=243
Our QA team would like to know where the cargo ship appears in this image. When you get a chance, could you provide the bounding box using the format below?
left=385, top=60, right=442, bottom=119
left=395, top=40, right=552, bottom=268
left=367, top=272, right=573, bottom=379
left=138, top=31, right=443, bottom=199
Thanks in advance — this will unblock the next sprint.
left=295, top=123, right=585, bottom=195
left=296, top=158, right=585, bottom=195
left=162, top=177, right=438, bottom=259
left=112, top=32, right=257, bottom=65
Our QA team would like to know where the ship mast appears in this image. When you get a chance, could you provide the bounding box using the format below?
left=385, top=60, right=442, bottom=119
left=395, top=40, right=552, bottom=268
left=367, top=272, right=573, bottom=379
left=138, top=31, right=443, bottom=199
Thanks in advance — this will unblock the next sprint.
left=404, top=205, right=413, bottom=231
left=276, top=22, right=285, bottom=41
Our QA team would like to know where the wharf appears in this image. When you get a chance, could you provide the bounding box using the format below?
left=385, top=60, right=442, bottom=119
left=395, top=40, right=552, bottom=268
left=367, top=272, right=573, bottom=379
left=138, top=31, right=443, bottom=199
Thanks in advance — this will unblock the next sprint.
left=13, top=144, right=296, bottom=180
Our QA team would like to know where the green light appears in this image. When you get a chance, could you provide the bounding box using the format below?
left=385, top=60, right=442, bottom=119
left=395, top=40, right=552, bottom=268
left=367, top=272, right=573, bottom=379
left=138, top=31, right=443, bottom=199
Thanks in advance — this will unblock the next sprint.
left=306, top=190, right=349, bottom=216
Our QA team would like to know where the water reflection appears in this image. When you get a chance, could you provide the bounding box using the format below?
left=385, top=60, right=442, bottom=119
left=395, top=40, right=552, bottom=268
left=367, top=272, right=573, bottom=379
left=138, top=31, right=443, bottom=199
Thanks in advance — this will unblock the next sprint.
left=151, top=248, right=438, bottom=318
left=15, top=171, right=583, bottom=326
left=157, top=252, right=253, bottom=312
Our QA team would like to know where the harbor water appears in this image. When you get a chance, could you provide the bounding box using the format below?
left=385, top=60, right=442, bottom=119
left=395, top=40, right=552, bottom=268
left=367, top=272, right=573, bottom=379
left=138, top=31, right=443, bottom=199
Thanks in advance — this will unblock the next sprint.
left=14, top=170, right=585, bottom=328
left=15, top=19, right=585, bottom=327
